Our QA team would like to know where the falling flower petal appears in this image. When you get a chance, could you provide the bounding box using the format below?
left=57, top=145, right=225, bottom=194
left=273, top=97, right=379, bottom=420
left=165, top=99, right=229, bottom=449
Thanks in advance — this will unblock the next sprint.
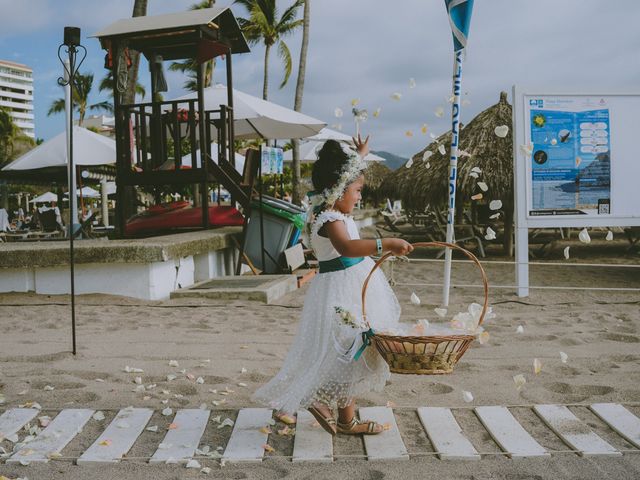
left=409, top=77, right=416, bottom=89
left=410, top=292, right=421, bottom=305
left=471, top=166, right=482, bottom=174
left=458, top=150, right=471, bottom=158
left=489, top=200, right=502, bottom=211
left=351, top=98, right=359, bottom=107
left=575, top=156, right=582, bottom=167
left=606, top=230, right=613, bottom=241
left=469, top=171, right=479, bottom=179
left=373, top=107, right=381, bottom=118
left=564, top=246, right=570, bottom=259
left=485, top=227, right=496, bottom=240
left=405, top=130, right=413, bottom=138
left=550, top=138, right=558, bottom=146
left=513, top=374, right=526, bottom=390
left=186, top=459, right=201, bottom=469
left=477, top=182, right=488, bottom=192
left=471, top=193, right=483, bottom=201
left=478, top=331, right=490, bottom=345
left=218, top=418, right=235, bottom=429
left=434, top=308, right=447, bottom=318
left=162, top=408, right=173, bottom=416
left=424, top=162, right=431, bottom=169
left=462, top=391, right=474, bottom=403
left=422, top=151, right=433, bottom=162
left=391, top=92, right=402, bottom=101
left=494, top=125, right=509, bottom=138
left=560, top=351, right=569, bottom=363
left=334, top=107, right=343, bottom=118
left=434, top=106, right=444, bottom=118
left=92, top=411, right=105, bottom=421
left=520, top=143, right=534, bottom=156
left=516, top=325, right=524, bottom=334
left=533, top=358, right=543, bottom=375
left=332, top=123, right=342, bottom=131
left=421, top=123, right=428, bottom=134
left=578, top=228, right=591, bottom=244
left=489, top=213, right=500, bottom=219
left=462, top=98, right=471, bottom=106
left=438, top=144, right=446, bottom=155
left=405, top=158, right=414, bottom=169
left=429, top=132, right=437, bottom=139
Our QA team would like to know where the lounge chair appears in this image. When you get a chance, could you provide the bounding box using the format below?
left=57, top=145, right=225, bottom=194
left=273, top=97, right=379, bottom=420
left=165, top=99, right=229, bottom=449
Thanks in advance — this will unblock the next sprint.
left=625, top=227, right=640, bottom=252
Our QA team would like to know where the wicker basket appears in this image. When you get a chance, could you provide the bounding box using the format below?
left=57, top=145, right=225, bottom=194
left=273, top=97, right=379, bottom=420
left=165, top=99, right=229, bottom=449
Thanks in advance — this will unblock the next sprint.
left=361, top=241, right=489, bottom=375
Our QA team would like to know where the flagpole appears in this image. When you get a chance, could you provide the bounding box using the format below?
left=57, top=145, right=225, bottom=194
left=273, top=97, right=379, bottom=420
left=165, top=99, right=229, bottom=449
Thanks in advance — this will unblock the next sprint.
left=442, top=0, right=474, bottom=307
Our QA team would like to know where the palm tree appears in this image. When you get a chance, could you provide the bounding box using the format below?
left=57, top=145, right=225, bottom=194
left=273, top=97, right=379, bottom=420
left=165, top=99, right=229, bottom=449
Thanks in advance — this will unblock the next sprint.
left=0, top=107, right=33, bottom=165
left=169, top=0, right=217, bottom=91
left=290, top=0, right=310, bottom=204
left=124, top=0, right=149, bottom=105
left=234, top=0, right=304, bottom=100
left=98, top=71, right=146, bottom=101
left=47, top=72, right=112, bottom=126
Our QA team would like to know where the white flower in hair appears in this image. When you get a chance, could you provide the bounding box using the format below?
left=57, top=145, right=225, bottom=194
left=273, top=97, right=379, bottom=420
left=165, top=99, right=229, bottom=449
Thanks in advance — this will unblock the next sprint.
left=320, top=144, right=367, bottom=207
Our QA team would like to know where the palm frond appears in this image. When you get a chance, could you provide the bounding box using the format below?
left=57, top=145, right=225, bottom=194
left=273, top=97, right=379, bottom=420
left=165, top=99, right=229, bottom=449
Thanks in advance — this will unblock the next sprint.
left=277, top=40, right=292, bottom=89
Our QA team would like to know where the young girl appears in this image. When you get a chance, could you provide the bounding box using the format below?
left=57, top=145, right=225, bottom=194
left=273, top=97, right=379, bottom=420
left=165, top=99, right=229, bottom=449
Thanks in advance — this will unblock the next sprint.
left=252, top=136, right=412, bottom=435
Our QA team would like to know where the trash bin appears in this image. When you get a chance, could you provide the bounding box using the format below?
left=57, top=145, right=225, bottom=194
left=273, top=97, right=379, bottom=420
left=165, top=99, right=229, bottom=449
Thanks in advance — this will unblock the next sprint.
left=243, top=195, right=307, bottom=273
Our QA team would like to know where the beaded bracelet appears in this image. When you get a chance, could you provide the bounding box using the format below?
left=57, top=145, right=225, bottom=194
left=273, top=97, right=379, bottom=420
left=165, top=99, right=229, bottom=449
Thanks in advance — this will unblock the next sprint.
left=375, top=238, right=383, bottom=255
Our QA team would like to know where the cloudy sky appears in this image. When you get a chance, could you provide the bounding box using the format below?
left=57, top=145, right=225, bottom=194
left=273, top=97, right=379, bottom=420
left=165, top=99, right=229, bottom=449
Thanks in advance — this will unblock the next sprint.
left=1, top=0, right=639, bottom=158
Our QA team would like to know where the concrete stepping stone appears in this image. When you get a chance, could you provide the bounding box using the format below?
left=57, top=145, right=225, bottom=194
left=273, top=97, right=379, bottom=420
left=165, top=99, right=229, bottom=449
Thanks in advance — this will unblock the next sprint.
left=0, top=408, right=39, bottom=442
left=590, top=403, right=640, bottom=449
left=149, top=409, right=209, bottom=464
left=292, top=410, right=333, bottom=463
left=222, top=408, right=273, bottom=463
left=359, top=407, right=408, bottom=461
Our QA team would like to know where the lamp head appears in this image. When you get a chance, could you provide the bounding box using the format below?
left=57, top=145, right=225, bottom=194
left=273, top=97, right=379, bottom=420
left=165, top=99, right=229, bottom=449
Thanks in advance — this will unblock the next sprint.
left=63, top=27, right=81, bottom=47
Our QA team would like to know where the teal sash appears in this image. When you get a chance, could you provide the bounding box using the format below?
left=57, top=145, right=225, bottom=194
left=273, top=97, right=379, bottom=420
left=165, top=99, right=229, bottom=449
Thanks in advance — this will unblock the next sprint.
left=318, top=256, right=364, bottom=273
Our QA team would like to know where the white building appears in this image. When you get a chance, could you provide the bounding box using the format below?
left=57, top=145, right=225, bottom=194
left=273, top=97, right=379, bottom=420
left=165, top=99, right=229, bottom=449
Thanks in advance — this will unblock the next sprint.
left=0, top=60, right=35, bottom=138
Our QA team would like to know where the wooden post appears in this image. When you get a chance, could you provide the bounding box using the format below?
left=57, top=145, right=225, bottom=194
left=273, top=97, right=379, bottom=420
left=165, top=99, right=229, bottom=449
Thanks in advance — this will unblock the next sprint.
left=196, top=56, right=209, bottom=229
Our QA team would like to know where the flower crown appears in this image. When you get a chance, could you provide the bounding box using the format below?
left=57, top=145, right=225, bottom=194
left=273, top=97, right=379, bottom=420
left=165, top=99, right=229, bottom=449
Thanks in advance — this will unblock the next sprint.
left=308, top=144, right=367, bottom=210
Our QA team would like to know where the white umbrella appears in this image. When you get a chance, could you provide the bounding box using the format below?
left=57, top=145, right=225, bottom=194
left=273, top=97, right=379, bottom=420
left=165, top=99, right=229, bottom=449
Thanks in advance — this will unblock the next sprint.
left=30, top=192, right=59, bottom=203
left=64, top=186, right=101, bottom=199
left=173, top=84, right=326, bottom=140
left=2, top=126, right=116, bottom=170
left=304, top=127, right=353, bottom=143
left=283, top=141, right=385, bottom=163
left=158, top=142, right=246, bottom=173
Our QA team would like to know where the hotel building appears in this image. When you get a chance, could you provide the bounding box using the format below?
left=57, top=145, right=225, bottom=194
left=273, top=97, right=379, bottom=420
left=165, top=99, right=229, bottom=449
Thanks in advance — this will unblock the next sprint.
left=0, top=60, right=34, bottom=138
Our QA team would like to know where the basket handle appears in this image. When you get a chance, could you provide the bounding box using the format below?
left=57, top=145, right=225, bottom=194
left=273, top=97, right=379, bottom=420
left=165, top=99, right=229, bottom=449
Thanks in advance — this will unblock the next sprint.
left=361, top=242, right=489, bottom=330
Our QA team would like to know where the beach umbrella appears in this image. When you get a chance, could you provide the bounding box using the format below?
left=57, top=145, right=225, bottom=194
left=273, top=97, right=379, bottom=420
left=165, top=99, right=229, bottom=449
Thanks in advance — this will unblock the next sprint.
left=30, top=191, right=59, bottom=203
left=173, top=84, right=326, bottom=140
left=382, top=92, right=514, bottom=248
left=2, top=126, right=116, bottom=171
left=157, top=142, right=246, bottom=173
left=303, top=127, right=353, bottom=143
left=442, top=0, right=475, bottom=306
left=282, top=141, right=385, bottom=163
left=64, top=186, right=101, bottom=199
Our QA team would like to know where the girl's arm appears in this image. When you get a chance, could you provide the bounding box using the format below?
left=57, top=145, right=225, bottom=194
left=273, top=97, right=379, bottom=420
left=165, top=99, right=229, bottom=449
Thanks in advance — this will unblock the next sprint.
left=323, top=220, right=413, bottom=257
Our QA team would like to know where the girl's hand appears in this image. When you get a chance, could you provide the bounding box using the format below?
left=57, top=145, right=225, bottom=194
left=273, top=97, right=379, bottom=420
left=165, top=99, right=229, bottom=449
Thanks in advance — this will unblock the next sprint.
left=387, top=238, right=413, bottom=256
left=352, top=133, right=370, bottom=157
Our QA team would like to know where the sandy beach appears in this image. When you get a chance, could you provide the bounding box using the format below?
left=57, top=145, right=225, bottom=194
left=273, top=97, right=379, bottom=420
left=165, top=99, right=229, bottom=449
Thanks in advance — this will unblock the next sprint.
left=0, top=235, right=639, bottom=480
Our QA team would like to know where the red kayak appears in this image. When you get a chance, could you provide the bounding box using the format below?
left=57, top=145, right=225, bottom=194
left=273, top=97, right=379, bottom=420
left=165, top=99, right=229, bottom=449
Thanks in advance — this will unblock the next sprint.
left=125, top=202, right=244, bottom=236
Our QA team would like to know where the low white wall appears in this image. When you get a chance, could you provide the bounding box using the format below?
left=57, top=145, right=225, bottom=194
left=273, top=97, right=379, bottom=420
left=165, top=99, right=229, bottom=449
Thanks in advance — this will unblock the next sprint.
left=0, top=246, right=237, bottom=301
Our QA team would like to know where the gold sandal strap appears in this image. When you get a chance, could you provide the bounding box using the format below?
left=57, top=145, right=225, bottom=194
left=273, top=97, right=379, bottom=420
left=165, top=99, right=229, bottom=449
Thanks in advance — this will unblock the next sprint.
left=337, top=416, right=358, bottom=430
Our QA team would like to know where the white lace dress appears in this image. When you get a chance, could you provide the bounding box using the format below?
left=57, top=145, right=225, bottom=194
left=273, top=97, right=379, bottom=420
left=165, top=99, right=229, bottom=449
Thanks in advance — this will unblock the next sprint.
left=252, top=210, right=401, bottom=414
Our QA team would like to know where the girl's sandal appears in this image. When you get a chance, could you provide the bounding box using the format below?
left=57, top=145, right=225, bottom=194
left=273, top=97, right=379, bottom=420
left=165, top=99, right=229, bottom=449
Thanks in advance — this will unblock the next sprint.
left=307, top=405, right=337, bottom=436
left=337, top=416, right=384, bottom=435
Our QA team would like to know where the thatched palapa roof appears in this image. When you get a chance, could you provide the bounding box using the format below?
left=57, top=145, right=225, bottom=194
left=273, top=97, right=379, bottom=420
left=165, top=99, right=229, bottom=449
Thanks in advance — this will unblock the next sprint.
left=381, top=92, right=513, bottom=211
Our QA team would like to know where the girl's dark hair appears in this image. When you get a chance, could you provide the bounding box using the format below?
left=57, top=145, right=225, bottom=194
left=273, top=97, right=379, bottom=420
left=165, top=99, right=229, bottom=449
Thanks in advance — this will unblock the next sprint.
left=311, top=140, right=350, bottom=192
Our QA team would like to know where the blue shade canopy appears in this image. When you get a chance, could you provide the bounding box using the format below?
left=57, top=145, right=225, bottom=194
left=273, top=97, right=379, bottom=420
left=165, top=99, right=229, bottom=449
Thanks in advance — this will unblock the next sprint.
left=445, top=0, right=475, bottom=52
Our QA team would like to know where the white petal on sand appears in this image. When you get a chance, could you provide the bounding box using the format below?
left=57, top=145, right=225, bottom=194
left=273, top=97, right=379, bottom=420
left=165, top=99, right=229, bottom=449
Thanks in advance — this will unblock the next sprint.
left=196, top=377, right=204, bottom=384
left=409, top=77, right=416, bottom=89
left=422, top=151, right=433, bottom=162
left=334, top=107, right=343, bottom=118
left=564, top=246, right=570, bottom=259
left=462, top=391, right=474, bottom=403
left=606, top=230, right=613, bottom=241
left=494, top=125, right=509, bottom=138
left=116, top=421, right=130, bottom=429
left=489, top=213, right=500, bottom=219
left=6, top=433, right=19, bottom=443
left=438, top=144, right=446, bottom=155
left=434, top=308, right=447, bottom=318
left=165, top=457, right=179, bottom=464
left=17, top=390, right=27, bottom=396
left=238, top=383, right=248, bottom=387
left=166, top=374, right=176, bottom=382
left=199, top=403, right=207, bottom=410
left=434, top=106, right=444, bottom=118
left=485, top=227, right=496, bottom=240
left=212, top=400, right=226, bottom=406
left=38, top=416, right=51, bottom=427
left=489, top=200, right=502, bottom=211
left=410, top=292, right=421, bottom=305
left=390, top=92, right=402, bottom=101
left=218, top=418, right=235, bottom=429
left=186, top=459, right=201, bottom=469
left=134, top=377, right=142, bottom=385
left=92, top=411, right=105, bottom=421
left=240, top=368, right=248, bottom=374
left=158, top=442, right=172, bottom=450
left=168, top=360, right=179, bottom=367
left=560, top=351, right=569, bottom=363
left=477, top=182, right=488, bottom=192
left=471, top=193, right=483, bottom=201
left=478, top=331, right=490, bottom=345
left=201, top=467, right=212, bottom=474
left=95, top=378, right=105, bottom=383
left=578, top=228, right=591, bottom=244
left=146, top=425, right=158, bottom=432
left=513, top=374, right=526, bottom=390
left=516, top=325, right=524, bottom=334
left=210, top=415, right=221, bottom=424
left=533, top=358, right=543, bottom=375
left=405, top=158, right=414, bottom=169
left=162, top=408, right=173, bottom=416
